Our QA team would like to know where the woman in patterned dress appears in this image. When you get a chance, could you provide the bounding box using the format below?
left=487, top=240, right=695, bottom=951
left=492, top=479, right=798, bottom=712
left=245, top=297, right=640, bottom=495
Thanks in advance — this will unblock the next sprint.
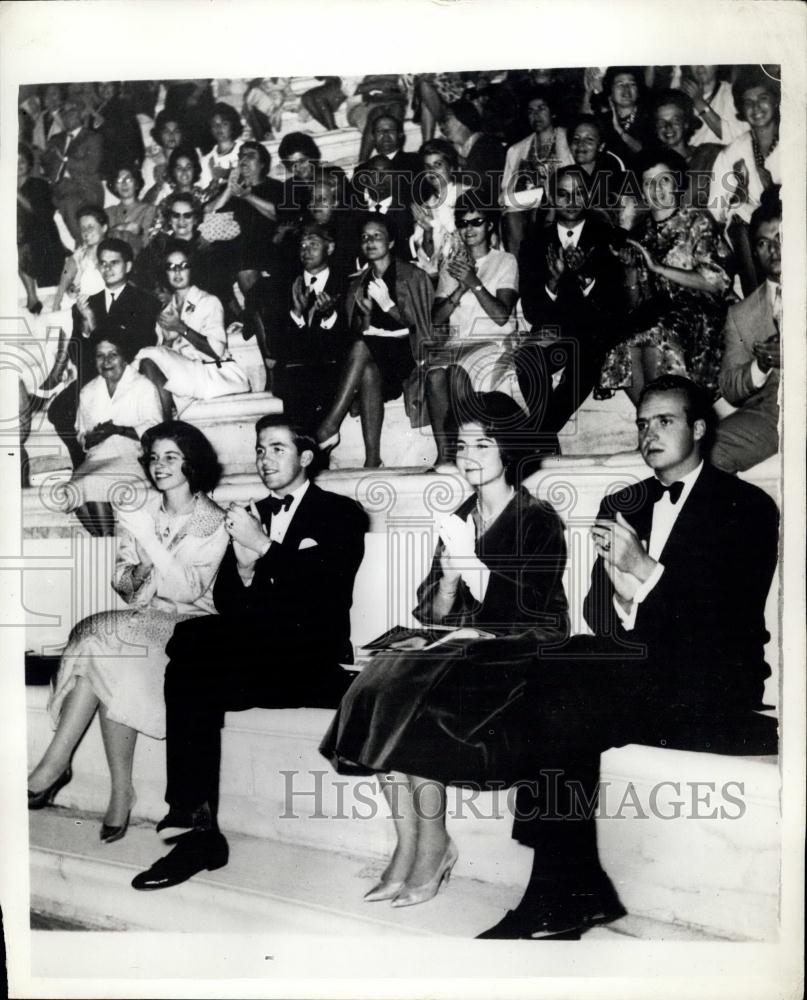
left=28, top=422, right=227, bottom=843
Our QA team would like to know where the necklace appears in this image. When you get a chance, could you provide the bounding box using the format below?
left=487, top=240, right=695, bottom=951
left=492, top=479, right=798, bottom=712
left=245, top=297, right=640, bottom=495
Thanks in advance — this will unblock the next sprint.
left=751, top=130, right=778, bottom=171
left=618, top=107, right=638, bottom=133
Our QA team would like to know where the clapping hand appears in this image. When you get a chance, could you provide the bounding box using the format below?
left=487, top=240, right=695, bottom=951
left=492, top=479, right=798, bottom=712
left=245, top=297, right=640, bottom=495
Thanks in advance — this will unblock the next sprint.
left=729, top=159, right=750, bottom=207
left=228, top=171, right=249, bottom=198
left=411, top=201, right=433, bottom=230
left=545, top=243, right=565, bottom=291
left=225, top=500, right=268, bottom=564
left=367, top=277, right=395, bottom=312
left=314, top=290, right=336, bottom=316
left=291, top=278, right=309, bottom=318
left=679, top=77, right=706, bottom=112
left=158, top=302, right=183, bottom=338
left=591, top=511, right=656, bottom=601
left=446, top=256, right=478, bottom=291
left=752, top=334, right=781, bottom=372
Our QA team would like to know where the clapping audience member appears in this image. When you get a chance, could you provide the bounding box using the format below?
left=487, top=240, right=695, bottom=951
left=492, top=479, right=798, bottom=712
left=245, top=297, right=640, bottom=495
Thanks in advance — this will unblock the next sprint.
left=352, top=114, right=421, bottom=207
left=28, top=422, right=227, bottom=841
left=315, top=215, right=434, bottom=468
left=409, top=139, right=468, bottom=276
left=106, top=165, right=156, bottom=255
left=42, top=98, right=105, bottom=242
left=17, top=143, right=66, bottom=314
left=50, top=205, right=108, bottom=312
left=711, top=193, right=781, bottom=473
left=136, top=242, right=249, bottom=419
left=140, top=111, right=185, bottom=193
left=441, top=98, right=506, bottom=209
left=678, top=65, right=748, bottom=148
left=201, top=103, right=244, bottom=199
left=306, top=170, right=363, bottom=281
left=599, top=150, right=733, bottom=403
left=650, top=89, right=721, bottom=208
left=501, top=87, right=574, bottom=256
left=567, top=115, right=626, bottom=223
left=593, top=66, right=649, bottom=170
left=354, top=155, right=414, bottom=254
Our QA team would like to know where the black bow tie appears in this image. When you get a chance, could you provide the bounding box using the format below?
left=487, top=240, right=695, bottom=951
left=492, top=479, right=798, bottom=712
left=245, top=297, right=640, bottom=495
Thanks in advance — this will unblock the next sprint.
left=266, top=494, right=294, bottom=515
left=647, top=479, right=685, bottom=506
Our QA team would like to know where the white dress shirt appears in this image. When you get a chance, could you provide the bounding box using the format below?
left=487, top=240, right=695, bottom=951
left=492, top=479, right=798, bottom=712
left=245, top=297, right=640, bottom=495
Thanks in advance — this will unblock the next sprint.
left=289, top=268, right=336, bottom=329
left=615, top=461, right=704, bottom=630
left=237, top=480, right=310, bottom=586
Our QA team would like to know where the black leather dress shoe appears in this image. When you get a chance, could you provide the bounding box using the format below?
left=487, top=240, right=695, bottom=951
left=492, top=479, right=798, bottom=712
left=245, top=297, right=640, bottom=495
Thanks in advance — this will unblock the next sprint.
left=477, top=887, right=626, bottom=940
left=131, top=831, right=228, bottom=891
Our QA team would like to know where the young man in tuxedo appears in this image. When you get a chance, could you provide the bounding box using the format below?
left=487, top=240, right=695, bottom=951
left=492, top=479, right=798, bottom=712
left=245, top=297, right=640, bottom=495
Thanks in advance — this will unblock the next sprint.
left=711, top=195, right=781, bottom=474
left=45, top=237, right=160, bottom=467
left=515, top=166, right=626, bottom=454
left=132, top=415, right=368, bottom=890
left=271, top=223, right=350, bottom=432
left=479, top=374, right=779, bottom=939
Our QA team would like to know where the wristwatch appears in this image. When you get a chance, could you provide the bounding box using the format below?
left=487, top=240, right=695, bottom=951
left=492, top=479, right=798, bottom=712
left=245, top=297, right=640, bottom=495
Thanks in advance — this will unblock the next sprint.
left=472, top=282, right=483, bottom=293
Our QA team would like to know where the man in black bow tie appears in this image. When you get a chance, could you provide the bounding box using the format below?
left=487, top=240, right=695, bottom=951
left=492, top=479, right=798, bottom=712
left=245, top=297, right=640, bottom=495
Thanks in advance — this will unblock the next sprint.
left=132, top=414, right=367, bottom=890
left=479, top=374, right=779, bottom=939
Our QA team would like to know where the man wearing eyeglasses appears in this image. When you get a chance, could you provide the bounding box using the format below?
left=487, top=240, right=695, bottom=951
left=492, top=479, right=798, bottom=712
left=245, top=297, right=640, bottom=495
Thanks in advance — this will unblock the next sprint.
left=711, top=194, right=781, bottom=473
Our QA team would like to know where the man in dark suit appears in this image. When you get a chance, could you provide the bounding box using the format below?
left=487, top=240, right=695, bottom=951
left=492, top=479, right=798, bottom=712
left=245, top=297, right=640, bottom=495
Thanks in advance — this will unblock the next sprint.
left=351, top=114, right=421, bottom=209
left=441, top=98, right=506, bottom=210
left=479, top=375, right=779, bottom=939
left=41, top=99, right=105, bottom=242
left=515, top=166, right=627, bottom=454
left=711, top=197, right=781, bottom=473
left=353, top=154, right=415, bottom=255
left=46, top=237, right=160, bottom=467
left=132, top=415, right=368, bottom=890
left=271, top=223, right=350, bottom=431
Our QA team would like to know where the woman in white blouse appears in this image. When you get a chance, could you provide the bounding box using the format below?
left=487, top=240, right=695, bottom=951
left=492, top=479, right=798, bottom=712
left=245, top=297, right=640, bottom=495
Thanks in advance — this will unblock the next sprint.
left=136, top=241, right=250, bottom=418
left=678, top=65, right=749, bottom=148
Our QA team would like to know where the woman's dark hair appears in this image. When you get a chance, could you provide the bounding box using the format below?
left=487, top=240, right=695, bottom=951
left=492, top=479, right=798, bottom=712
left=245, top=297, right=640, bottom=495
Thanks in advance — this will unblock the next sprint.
left=162, top=237, right=192, bottom=264
left=139, top=420, right=222, bottom=494
left=419, top=137, right=459, bottom=172
left=76, top=204, right=109, bottom=227
left=732, top=66, right=781, bottom=121
left=360, top=212, right=395, bottom=242
left=454, top=189, right=498, bottom=228
left=523, top=84, right=556, bottom=122
left=602, top=66, right=646, bottom=102
left=164, top=189, right=203, bottom=221
left=151, top=110, right=184, bottom=144
left=109, top=162, right=145, bottom=195
left=452, top=391, right=532, bottom=487
left=278, top=131, right=322, bottom=164
left=209, top=101, right=243, bottom=141
left=168, top=145, right=202, bottom=184
left=18, top=142, right=35, bottom=171
left=238, top=139, right=272, bottom=177
left=650, top=88, right=699, bottom=143
left=90, top=325, right=135, bottom=363
left=635, top=147, right=689, bottom=197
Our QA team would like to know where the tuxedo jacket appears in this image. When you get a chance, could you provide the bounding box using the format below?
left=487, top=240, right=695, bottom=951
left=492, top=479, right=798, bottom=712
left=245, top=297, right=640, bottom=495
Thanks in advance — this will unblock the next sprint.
left=718, top=283, right=779, bottom=422
left=275, top=270, right=348, bottom=367
left=213, top=484, right=368, bottom=665
left=69, top=284, right=160, bottom=388
left=352, top=150, right=422, bottom=206
left=582, top=462, right=779, bottom=710
left=518, top=215, right=626, bottom=336
left=43, top=127, right=104, bottom=191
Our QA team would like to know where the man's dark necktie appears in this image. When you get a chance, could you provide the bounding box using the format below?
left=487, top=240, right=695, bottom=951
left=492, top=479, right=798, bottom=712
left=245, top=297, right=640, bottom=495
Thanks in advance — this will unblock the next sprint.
left=266, top=494, right=294, bottom=515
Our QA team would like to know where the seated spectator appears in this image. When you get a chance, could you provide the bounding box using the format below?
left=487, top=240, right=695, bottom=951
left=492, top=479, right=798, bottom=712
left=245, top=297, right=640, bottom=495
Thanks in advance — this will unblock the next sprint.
left=17, top=143, right=67, bottom=314
left=242, top=77, right=290, bottom=139
left=430, top=192, right=522, bottom=465
left=136, top=242, right=249, bottom=419
left=140, top=111, right=186, bottom=193
left=64, top=328, right=162, bottom=536
left=409, top=138, right=469, bottom=276
left=315, top=215, right=434, bottom=468
left=352, top=114, right=421, bottom=205
left=106, top=164, right=156, bottom=255
left=500, top=87, right=574, bottom=257
left=710, top=66, right=781, bottom=295
left=42, top=97, right=105, bottom=241
left=50, top=204, right=108, bottom=312
left=567, top=114, right=627, bottom=222
left=592, top=66, right=650, bottom=171
left=91, top=81, right=145, bottom=175
left=599, top=150, right=734, bottom=403
left=143, top=145, right=206, bottom=213
left=516, top=167, right=626, bottom=453
left=268, top=223, right=350, bottom=430
left=441, top=98, right=506, bottom=210
left=650, top=89, right=722, bottom=208
left=277, top=132, right=348, bottom=225
left=30, top=83, right=66, bottom=153
left=711, top=194, right=781, bottom=473
left=678, top=65, right=749, bottom=148
left=306, top=170, right=362, bottom=281
left=201, top=102, right=243, bottom=200
left=300, top=77, right=346, bottom=131
left=354, top=154, right=414, bottom=254
left=350, top=75, right=409, bottom=162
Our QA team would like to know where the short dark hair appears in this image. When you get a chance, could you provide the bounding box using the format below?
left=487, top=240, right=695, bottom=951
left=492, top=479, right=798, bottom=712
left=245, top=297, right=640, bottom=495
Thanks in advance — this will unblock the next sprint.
left=239, top=139, right=272, bottom=177
left=278, top=131, right=321, bottom=164
left=650, top=88, right=699, bottom=143
left=750, top=185, right=782, bottom=237
left=164, top=190, right=203, bottom=220
left=139, top=420, right=222, bottom=494
left=635, top=147, right=689, bottom=201
left=602, top=66, right=646, bottom=102
left=109, top=162, right=145, bottom=195
left=446, top=98, right=482, bottom=134
left=452, top=391, right=532, bottom=487
left=570, top=113, right=604, bottom=141
left=162, top=237, right=192, bottom=263
left=97, top=237, right=134, bottom=264
left=151, top=110, right=183, bottom=144
left=90, top=325, right=135, bottom=363
left=360, top=212, right=395, bottom=242
left=77, top=204, right=108, bottom=228
left=168, top=145, right=202, bottom=184
left=454, top=189, right=498, bottom=228
left=298, top=221, right=335, bottom=244
left=639, top=375, right=716, bottom=448
left=373, top=114, right=403, bottom=136
left=732, top=66, right=781, bottom=121
left=254, top=413, right=317, bottom=470
left=548, top=164, right=588, bottom=204
left=209, top=101, right=244, bottom=140
left=524, top=85, right=556, bottom=117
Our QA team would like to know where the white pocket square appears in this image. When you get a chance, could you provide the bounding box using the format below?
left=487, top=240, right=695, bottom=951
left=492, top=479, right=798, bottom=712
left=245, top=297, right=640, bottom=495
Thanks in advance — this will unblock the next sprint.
left=298, top=538, right=318, bottom=550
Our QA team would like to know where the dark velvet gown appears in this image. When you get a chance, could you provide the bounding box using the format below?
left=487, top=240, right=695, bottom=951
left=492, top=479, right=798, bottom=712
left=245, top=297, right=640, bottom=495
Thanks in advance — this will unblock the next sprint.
left=320, top=488, right=569, bottom=786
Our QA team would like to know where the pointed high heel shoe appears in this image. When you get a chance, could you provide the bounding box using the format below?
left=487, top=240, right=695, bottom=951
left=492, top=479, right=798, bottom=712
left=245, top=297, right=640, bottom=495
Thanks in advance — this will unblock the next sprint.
left=391, top=839, right=458, bottom=908
left=100, top=789, right=137, bottom=844
left=27, top=766, right=73, bottom=810
left=363, top=878, right=406, bottom=902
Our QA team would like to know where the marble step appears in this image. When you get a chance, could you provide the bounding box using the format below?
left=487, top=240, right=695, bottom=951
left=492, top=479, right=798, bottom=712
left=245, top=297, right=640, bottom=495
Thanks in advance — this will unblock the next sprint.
left=26, top=686, right=779, bottom=941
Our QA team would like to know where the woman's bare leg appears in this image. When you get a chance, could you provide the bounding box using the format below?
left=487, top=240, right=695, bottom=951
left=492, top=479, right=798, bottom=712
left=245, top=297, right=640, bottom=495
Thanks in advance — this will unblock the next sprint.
left=138, top=357, right=173, bottom=420
left=98, top=704, right=137, bottom=826
left=316, top=340, right=372, bottom=442
left=418, top=79, right=444, bottom=143
left=377, top=771, right=419, bottom=884
left=28, top=677, right=99, bottom=791
left=358, top=359, right=384, bottom=468
left=20, top=268, right=40, bottom=311
left=407, top=774, right=450, bottom=885
left=425, top=367, right=451, bottom=465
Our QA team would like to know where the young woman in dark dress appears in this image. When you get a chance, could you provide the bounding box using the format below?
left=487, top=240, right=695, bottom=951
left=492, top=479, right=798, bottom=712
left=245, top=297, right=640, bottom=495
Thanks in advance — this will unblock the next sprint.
left=321, top=392, right=569, bottom=906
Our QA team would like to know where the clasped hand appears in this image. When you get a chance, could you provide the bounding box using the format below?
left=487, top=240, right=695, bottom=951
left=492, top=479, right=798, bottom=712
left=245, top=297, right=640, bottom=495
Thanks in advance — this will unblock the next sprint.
left=753, top=334, right=781, bottom=372
left=446, top=256, right=478, bottom=291
left=225, top=500, right=268, bottom=561
left=438, top=513, right=478, bottom=582
left=366, top=277, right=395, bottom=312
left=591, top=511, right=657, bottom=604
